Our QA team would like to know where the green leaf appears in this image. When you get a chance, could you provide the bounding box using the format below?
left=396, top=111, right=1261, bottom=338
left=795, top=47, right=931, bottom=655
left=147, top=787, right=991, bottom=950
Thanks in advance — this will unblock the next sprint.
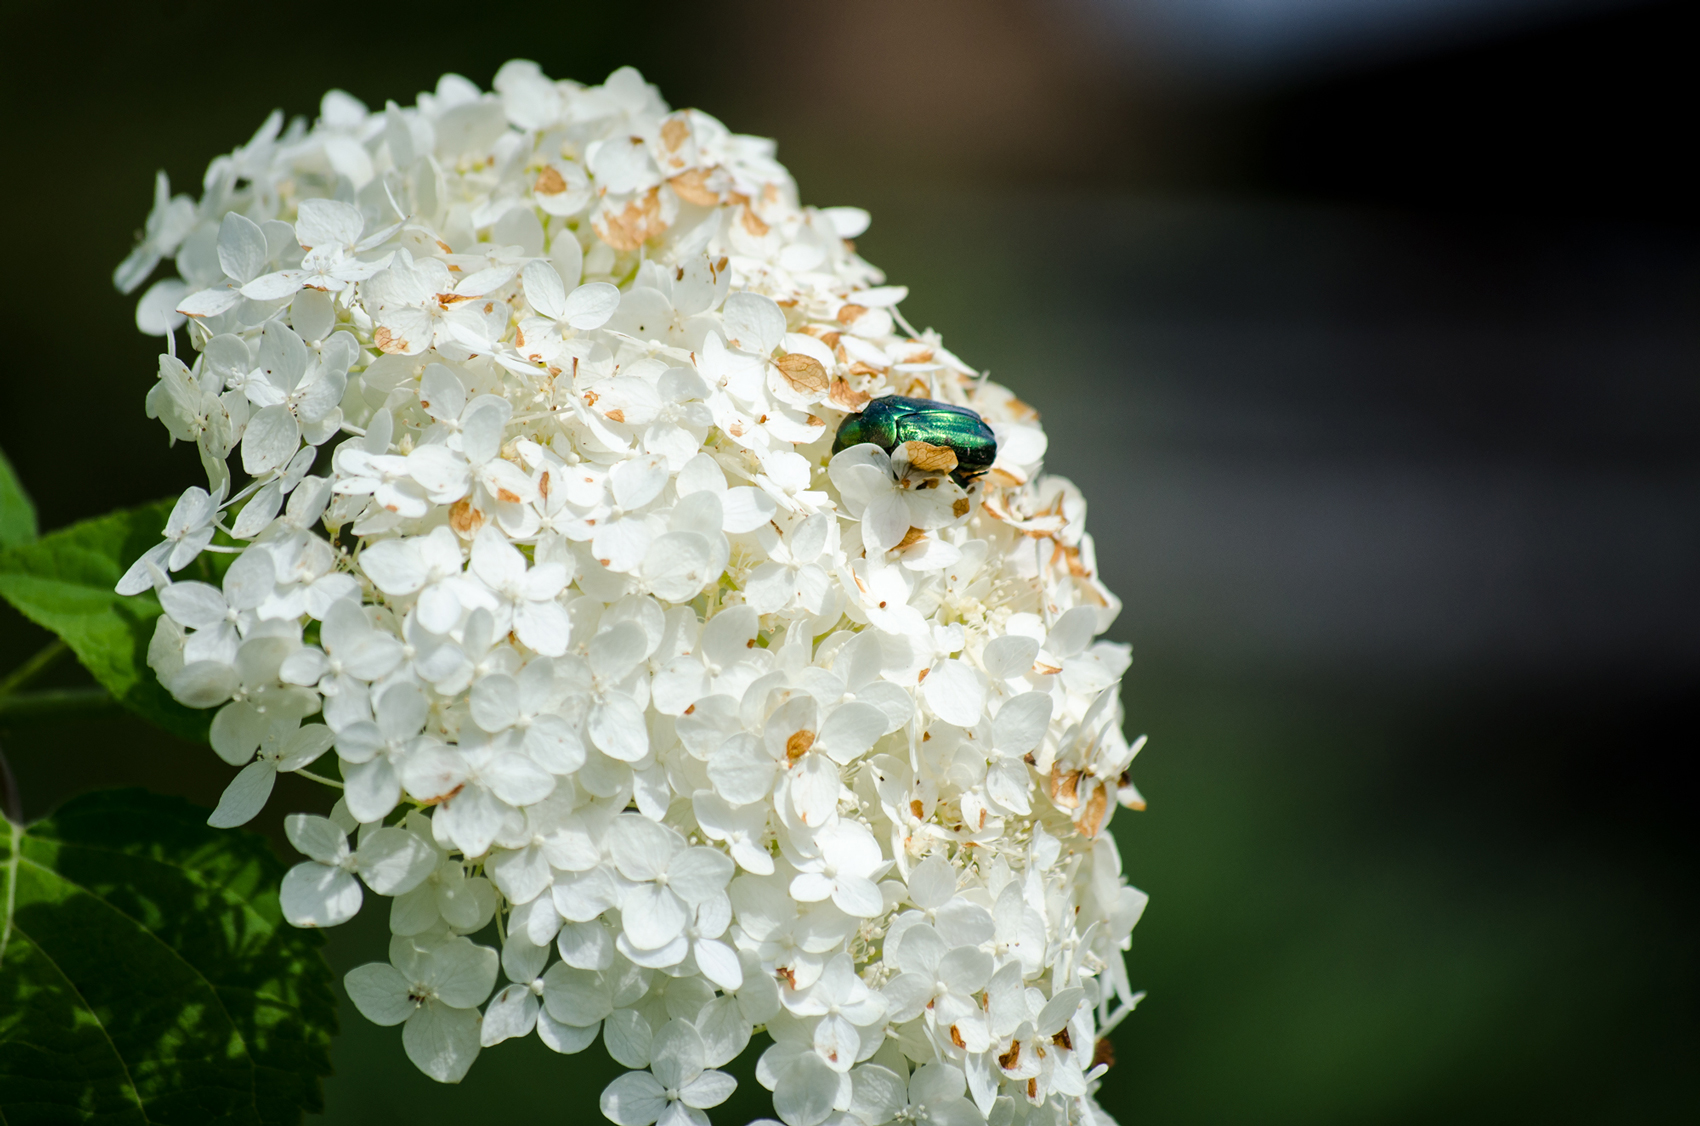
left=0, top=500, right=212, bottom=742
left=0, top=447, right=37, bottom=550
left=0, top=789, right=337, bottom=1125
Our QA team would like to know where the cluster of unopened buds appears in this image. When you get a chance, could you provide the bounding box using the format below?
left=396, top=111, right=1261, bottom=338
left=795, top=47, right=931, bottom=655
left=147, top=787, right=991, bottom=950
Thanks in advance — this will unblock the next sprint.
left=115, top=61, right=1150, bottom=1126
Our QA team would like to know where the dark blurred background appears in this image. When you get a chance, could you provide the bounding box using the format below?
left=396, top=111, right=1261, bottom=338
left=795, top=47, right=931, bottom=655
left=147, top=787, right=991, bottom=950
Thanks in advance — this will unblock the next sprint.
left=1, top=0, right=1694, bottom=1121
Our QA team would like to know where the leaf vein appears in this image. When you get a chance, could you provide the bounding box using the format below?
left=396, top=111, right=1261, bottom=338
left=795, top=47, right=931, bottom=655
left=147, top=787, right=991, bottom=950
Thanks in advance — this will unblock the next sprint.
left=7, top=920, right=151, bottom=1123
left=17, top=854, right=263, bottom=1120
left=0, top=820, right=18, bottom=970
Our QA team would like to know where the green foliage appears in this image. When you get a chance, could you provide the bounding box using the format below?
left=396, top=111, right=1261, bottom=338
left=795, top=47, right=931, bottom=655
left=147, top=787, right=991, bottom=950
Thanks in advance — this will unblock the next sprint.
left=0, top=447, right=38, bottom=550
left=0, top=499, right=212, bottom=742
left=0, top=789, right=337, bottom=1125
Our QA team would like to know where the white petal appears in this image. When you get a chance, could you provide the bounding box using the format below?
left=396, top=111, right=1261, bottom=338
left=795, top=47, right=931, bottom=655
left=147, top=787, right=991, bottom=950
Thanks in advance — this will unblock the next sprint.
left=537, top=1007, right=601, bottom=1054
left=905, top=857, right=957, bottom=909
left=430, top=937, right=500, bottom=1008
left=402, top=1003, right=482, bottom=1083
left=604, top=1007, right=654, bottom=1068
left=993, top=692, right=1052, bottom=754
left=553, top=866, right=621, bottom=922
left=681, top=1069, right=736, bottom=1110
left=556, top=919, right=615, bottom=970
left=1037, top=987, right=1085, bottom=1037
left=813, top=1013, right=860, bottom=1073
left=221, top=548, right=275, bottom=607
left=721, top=292, right=785, bottom=356
left=343, top=758, right=402, bottom=824
left=542, top=963, right=614, bottom=1026
left=296, top=197, right=365, bottom=250
left=741, top=562, right=794, bottom=615
left=650, top=1018, right=708, bottom=1089
left=239, top=271, right=305, bottom=302
left=502, top=930, right=551, bottom=982
left=774, top=1051, right=840, bottom=1126
left=481, top=752, right=556, bottom=806
left=909, top=1061, right=969, bottom=1107
left=490, top=843, right=552, bottom=905
left=609, top=455, right=669, bottom=511
left=695, top=995, right=753, bottom=1069
left=829, top=876, right=884, bottom=920
left=703, top=741, right=778, bottom=813
left=514, top=600, right=572, bottom=657
left=280, top=862, right=362, bottom=927
left=621, top=883, right=688, bottom=950
left=360, top=538, right=426, bottom=595
left=344, top=962, right=415, bottom=1026
left=563, top=281, right=621, bottom=329
left=922, top=660, right=986, bottom=729
left=166, top=661, right=238, bottom=708
left=438, top=786, right=507, bottom=858
left=469, top=673, right=520, bottom=732
left=461, top=397, right=511, bottom=465
left=217, top=211, right=269, bottom=284
left=176, top=285, right=242, bottom=319
left=207, top=761, right=276, bottom=827
left=861, top=493, right=910, bottom=555
left=136, top=278, right=189, bottom=335
left=277, top=724, right=335, bottom=772
left=650, top=657, right=708, bottom=717
left=480, top=983, right=539, bottom=1047
left=642, top=532, right=713, bottom=602
left=666, top=847, right=733, bottom=905
left=600, top=1071, right=669, bottom=1126
left=789, top=872, right=833, bottom=902
left=608, top=814, right=679, bottom=882
left=158, top=582, right=228, bottom=630
left=522, top=260, right=568, bottom=320
left=849, top=1064, right=907, bottom=1124
left=241, top=405, right=300, bottom=476
left=1046, top=606, right=1098, bottom=659
left=210, top=703, right=267, bottom=766
left=880, top=973, right=932, bottom=1024
left=788, top=754, right=840, bottom=827
left=525, top=715, right=587, bottom=773
left=470, top=524, right=525, bottom=588
left=693, top=938, right=743, bottom=991
left=720, top=487, right=776, bottom=534
left=589, top=695, right=649, bottom=762
left=407, top=445, right=471, bottom=501
left=356, top=827, right=437, bottom=895
left=284, top=813, right=348, bottom=865
left=982, top=634, right=1039, bottom=680
left=816, top=702, right=884, bottom=764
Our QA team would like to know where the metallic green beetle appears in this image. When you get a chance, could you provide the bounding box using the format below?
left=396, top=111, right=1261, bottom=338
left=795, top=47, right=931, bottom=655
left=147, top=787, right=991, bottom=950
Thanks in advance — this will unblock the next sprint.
left=831, top=395, right=998, bottom=486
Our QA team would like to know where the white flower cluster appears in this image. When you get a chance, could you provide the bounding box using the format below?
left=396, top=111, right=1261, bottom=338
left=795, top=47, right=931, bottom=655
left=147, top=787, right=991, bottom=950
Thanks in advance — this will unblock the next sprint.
left=115, top=63, right=1150, bottom=1126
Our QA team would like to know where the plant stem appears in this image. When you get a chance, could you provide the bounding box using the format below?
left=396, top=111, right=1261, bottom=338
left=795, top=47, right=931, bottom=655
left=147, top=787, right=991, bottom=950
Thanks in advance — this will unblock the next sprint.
left=0, top=687, right=118, bottom=723
left=294, top=769, right=344, bottom=789
left=0, top=640, right=68, bottom=700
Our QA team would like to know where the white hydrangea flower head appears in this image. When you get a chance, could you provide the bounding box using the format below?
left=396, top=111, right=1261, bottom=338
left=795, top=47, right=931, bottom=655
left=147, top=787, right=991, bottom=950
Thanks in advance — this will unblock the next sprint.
left=116, top=61, right=1152, bottom=1126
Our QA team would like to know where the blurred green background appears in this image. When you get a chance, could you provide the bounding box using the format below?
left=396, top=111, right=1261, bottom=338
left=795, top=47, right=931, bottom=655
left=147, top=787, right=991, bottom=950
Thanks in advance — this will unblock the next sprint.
left=1, top=0, right=1693, bottom=1122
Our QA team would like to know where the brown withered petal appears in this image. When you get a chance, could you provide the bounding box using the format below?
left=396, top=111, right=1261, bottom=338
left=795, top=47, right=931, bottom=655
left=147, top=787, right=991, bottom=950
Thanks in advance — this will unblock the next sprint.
left=786, top=729, right=816, bottom=760
left=828, top=377, right=871, bottom=411
left=669, top=168, right=720, bottom=207
left=774, top=353, right=829, bottom=394
left=901, top=440, right=959, bottom=474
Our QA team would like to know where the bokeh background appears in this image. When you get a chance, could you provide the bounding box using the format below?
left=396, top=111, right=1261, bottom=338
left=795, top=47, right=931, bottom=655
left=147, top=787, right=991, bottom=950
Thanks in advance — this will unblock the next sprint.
left=1, top=0, right=1693, bottom=1121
